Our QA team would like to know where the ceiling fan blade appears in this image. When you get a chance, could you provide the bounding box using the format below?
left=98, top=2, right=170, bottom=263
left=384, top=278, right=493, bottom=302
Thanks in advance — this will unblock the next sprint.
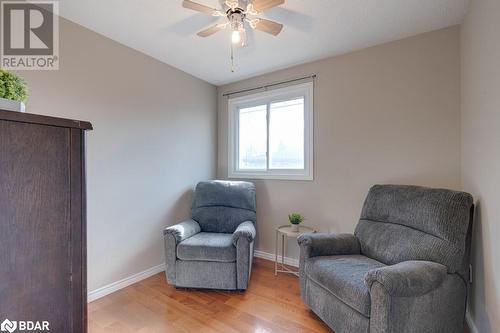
left=253, top=18, right=283, bottom=36
left=182, top=0, right=220, bottom=15
left=251, top=0, right=285, bottom=13
left=197, top=24, right=226, bottom=37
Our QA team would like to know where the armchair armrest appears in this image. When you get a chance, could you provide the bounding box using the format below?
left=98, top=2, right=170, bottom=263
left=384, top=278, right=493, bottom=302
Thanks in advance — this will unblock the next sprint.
left=297, top=233, right=361, bottom=258
left=163, top=219, right=200, bottom=243
left=232, top=221, right=256, bottom=290
left=163, top=219, right=200, bottom=285
left=232, top=221, right=256, bottom=246
left=297, top=233, right=360, bottom=299
left=365, top=260, right=447, bottom=297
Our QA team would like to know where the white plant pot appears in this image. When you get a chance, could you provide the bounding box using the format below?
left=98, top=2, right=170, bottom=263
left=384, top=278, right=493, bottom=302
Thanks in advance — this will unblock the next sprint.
left=291, top=224, right=299, bottom=232
left=0, top=97, right=25, bottom=113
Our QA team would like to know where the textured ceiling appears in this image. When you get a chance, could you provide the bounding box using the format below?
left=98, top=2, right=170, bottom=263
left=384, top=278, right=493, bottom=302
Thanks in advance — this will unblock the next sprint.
left=59, top=0, right=469, bottom=85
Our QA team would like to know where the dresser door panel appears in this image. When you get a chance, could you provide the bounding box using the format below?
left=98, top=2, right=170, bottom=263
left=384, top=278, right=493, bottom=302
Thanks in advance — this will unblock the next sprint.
left=0, top=120, right=72, bottom=332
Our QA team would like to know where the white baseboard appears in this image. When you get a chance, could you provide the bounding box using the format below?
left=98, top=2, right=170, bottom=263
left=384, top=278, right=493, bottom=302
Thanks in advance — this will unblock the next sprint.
left=254, top=250, right=299, bottom=267
left=87, top=264, right=165, bottom=303
left=466, top=309, right=478, bottom=333
left=87, top=250, right=296, bottom=303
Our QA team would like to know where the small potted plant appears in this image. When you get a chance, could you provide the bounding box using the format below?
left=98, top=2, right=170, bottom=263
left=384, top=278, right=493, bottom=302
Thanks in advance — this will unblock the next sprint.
left=288, top=213, right=304, bottom=232
left=0, top=69, right=28, bottom=112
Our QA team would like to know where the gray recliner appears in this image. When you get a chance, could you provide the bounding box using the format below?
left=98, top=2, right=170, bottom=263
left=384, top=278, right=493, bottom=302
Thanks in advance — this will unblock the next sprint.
left=298, top=184, right=474, bottom=333
left=163, top=180, right=256, bottom=290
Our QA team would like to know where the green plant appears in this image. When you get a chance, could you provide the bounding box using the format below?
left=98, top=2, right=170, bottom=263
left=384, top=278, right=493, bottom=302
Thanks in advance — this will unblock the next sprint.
left=288, top=213, right=304, bottom=225
left=0, top=69, right=28, bottom=103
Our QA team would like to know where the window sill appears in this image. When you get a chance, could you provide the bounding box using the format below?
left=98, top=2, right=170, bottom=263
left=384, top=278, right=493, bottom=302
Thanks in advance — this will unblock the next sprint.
left=228, top=172, right=313, bottom=181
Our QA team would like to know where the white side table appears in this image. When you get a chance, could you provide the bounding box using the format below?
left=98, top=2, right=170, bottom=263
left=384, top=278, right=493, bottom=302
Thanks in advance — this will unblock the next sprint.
left=275, top=225, right=316, bottom=276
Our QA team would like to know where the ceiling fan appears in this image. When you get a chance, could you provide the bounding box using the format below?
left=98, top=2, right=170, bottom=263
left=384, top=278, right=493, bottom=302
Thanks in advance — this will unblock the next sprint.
left=182, top=0, right=285, bottom=71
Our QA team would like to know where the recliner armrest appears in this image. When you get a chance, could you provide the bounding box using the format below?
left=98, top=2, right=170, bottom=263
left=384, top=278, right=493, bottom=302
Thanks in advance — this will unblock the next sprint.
left=365, top=260, right=447, bottom=297
left=297, top=233, right=361, bottom=258
left=232, top=221, right=256, bottom=246
left=163, top=219, right=201, bottom=243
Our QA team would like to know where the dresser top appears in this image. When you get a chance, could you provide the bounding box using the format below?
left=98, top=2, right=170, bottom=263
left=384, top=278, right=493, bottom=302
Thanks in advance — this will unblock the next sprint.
left=0, top=109, right=92, bottom=130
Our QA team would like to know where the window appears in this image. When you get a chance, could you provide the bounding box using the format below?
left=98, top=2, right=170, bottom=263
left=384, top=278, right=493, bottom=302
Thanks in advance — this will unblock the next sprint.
left=228, top=82, right=313, bottom=180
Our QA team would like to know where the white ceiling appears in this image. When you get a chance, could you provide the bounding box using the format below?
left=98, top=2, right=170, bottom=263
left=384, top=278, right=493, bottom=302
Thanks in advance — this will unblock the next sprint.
left=59, top=0, right=469, bottom=85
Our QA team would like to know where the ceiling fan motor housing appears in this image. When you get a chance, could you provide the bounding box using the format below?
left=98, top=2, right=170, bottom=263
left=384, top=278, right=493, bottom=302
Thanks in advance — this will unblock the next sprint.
left=229, top=10, right=245, bottom=31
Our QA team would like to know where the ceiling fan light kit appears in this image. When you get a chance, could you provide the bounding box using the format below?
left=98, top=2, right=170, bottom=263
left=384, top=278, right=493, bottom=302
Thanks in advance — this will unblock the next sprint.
left=229, top=10, right=246, bottom=46
left=182, top=0, right=285, bottom=71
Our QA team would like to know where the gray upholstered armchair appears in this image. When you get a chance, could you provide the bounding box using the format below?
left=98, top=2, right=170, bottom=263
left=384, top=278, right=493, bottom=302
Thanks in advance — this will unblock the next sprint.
left=163, top=180, right=256, bottom=290
left=298, top=185, right=474, bottom=333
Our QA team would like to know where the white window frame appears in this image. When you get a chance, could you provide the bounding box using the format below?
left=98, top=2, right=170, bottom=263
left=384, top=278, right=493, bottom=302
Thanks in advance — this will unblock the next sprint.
left=228, top=81, right=314, bottom=181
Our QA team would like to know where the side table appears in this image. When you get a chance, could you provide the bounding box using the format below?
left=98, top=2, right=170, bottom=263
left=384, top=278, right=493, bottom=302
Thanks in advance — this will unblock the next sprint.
left=275, top=225, right=316, bottom=276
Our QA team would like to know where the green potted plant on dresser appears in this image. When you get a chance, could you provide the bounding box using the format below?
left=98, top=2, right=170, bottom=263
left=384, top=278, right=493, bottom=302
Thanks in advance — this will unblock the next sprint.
left=288, top=213, right=304, bottom=232
left=0, top=69, right=28, bottom=112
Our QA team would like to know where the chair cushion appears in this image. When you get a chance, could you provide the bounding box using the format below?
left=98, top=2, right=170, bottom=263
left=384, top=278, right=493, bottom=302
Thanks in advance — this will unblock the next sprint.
left=192, top=181, right=256, bottom=233
left=193, top=181, right=256, bottom=211
left=355, top=184, right=473, bottom=274
left=177, top=232, right=236, bottom=263
left=304, top=255, right=386, bottom=317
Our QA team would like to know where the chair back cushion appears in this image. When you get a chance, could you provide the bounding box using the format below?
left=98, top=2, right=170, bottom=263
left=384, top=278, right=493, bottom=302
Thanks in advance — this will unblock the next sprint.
left=354, top=185, right=473, bottom=274
left=192, top=180, right=256, bottom=233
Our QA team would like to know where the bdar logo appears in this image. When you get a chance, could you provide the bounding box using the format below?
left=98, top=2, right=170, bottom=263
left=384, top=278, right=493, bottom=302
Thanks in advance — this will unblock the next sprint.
left=0, top=319, right=17, bottom=333
left=0, top=319, right=49, bottom=332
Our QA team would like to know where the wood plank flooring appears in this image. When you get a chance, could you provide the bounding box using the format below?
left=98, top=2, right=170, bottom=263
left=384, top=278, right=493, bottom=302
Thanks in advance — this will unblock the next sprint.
left=88, top=258, right=471, bottom=333
left=88, top=258, right=331, bottom=332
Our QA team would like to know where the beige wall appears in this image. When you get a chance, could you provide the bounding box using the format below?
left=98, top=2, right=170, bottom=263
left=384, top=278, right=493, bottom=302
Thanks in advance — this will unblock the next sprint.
left=16, top=19, right=217, bottom=292
left=461, top=0, right=500, bottom=332
left=217, top=26, right=461, bottom=259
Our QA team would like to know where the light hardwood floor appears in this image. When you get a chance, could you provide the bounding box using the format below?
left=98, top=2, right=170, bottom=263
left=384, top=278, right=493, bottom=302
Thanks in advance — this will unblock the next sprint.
left=88, top=258, right=471, bottom=333
left=88, top=258, right=332, bottom=333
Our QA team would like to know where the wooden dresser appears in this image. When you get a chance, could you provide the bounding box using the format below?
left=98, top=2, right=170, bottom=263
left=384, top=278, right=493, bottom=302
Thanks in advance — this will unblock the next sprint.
left=0, top=110, right=92, bottom=333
